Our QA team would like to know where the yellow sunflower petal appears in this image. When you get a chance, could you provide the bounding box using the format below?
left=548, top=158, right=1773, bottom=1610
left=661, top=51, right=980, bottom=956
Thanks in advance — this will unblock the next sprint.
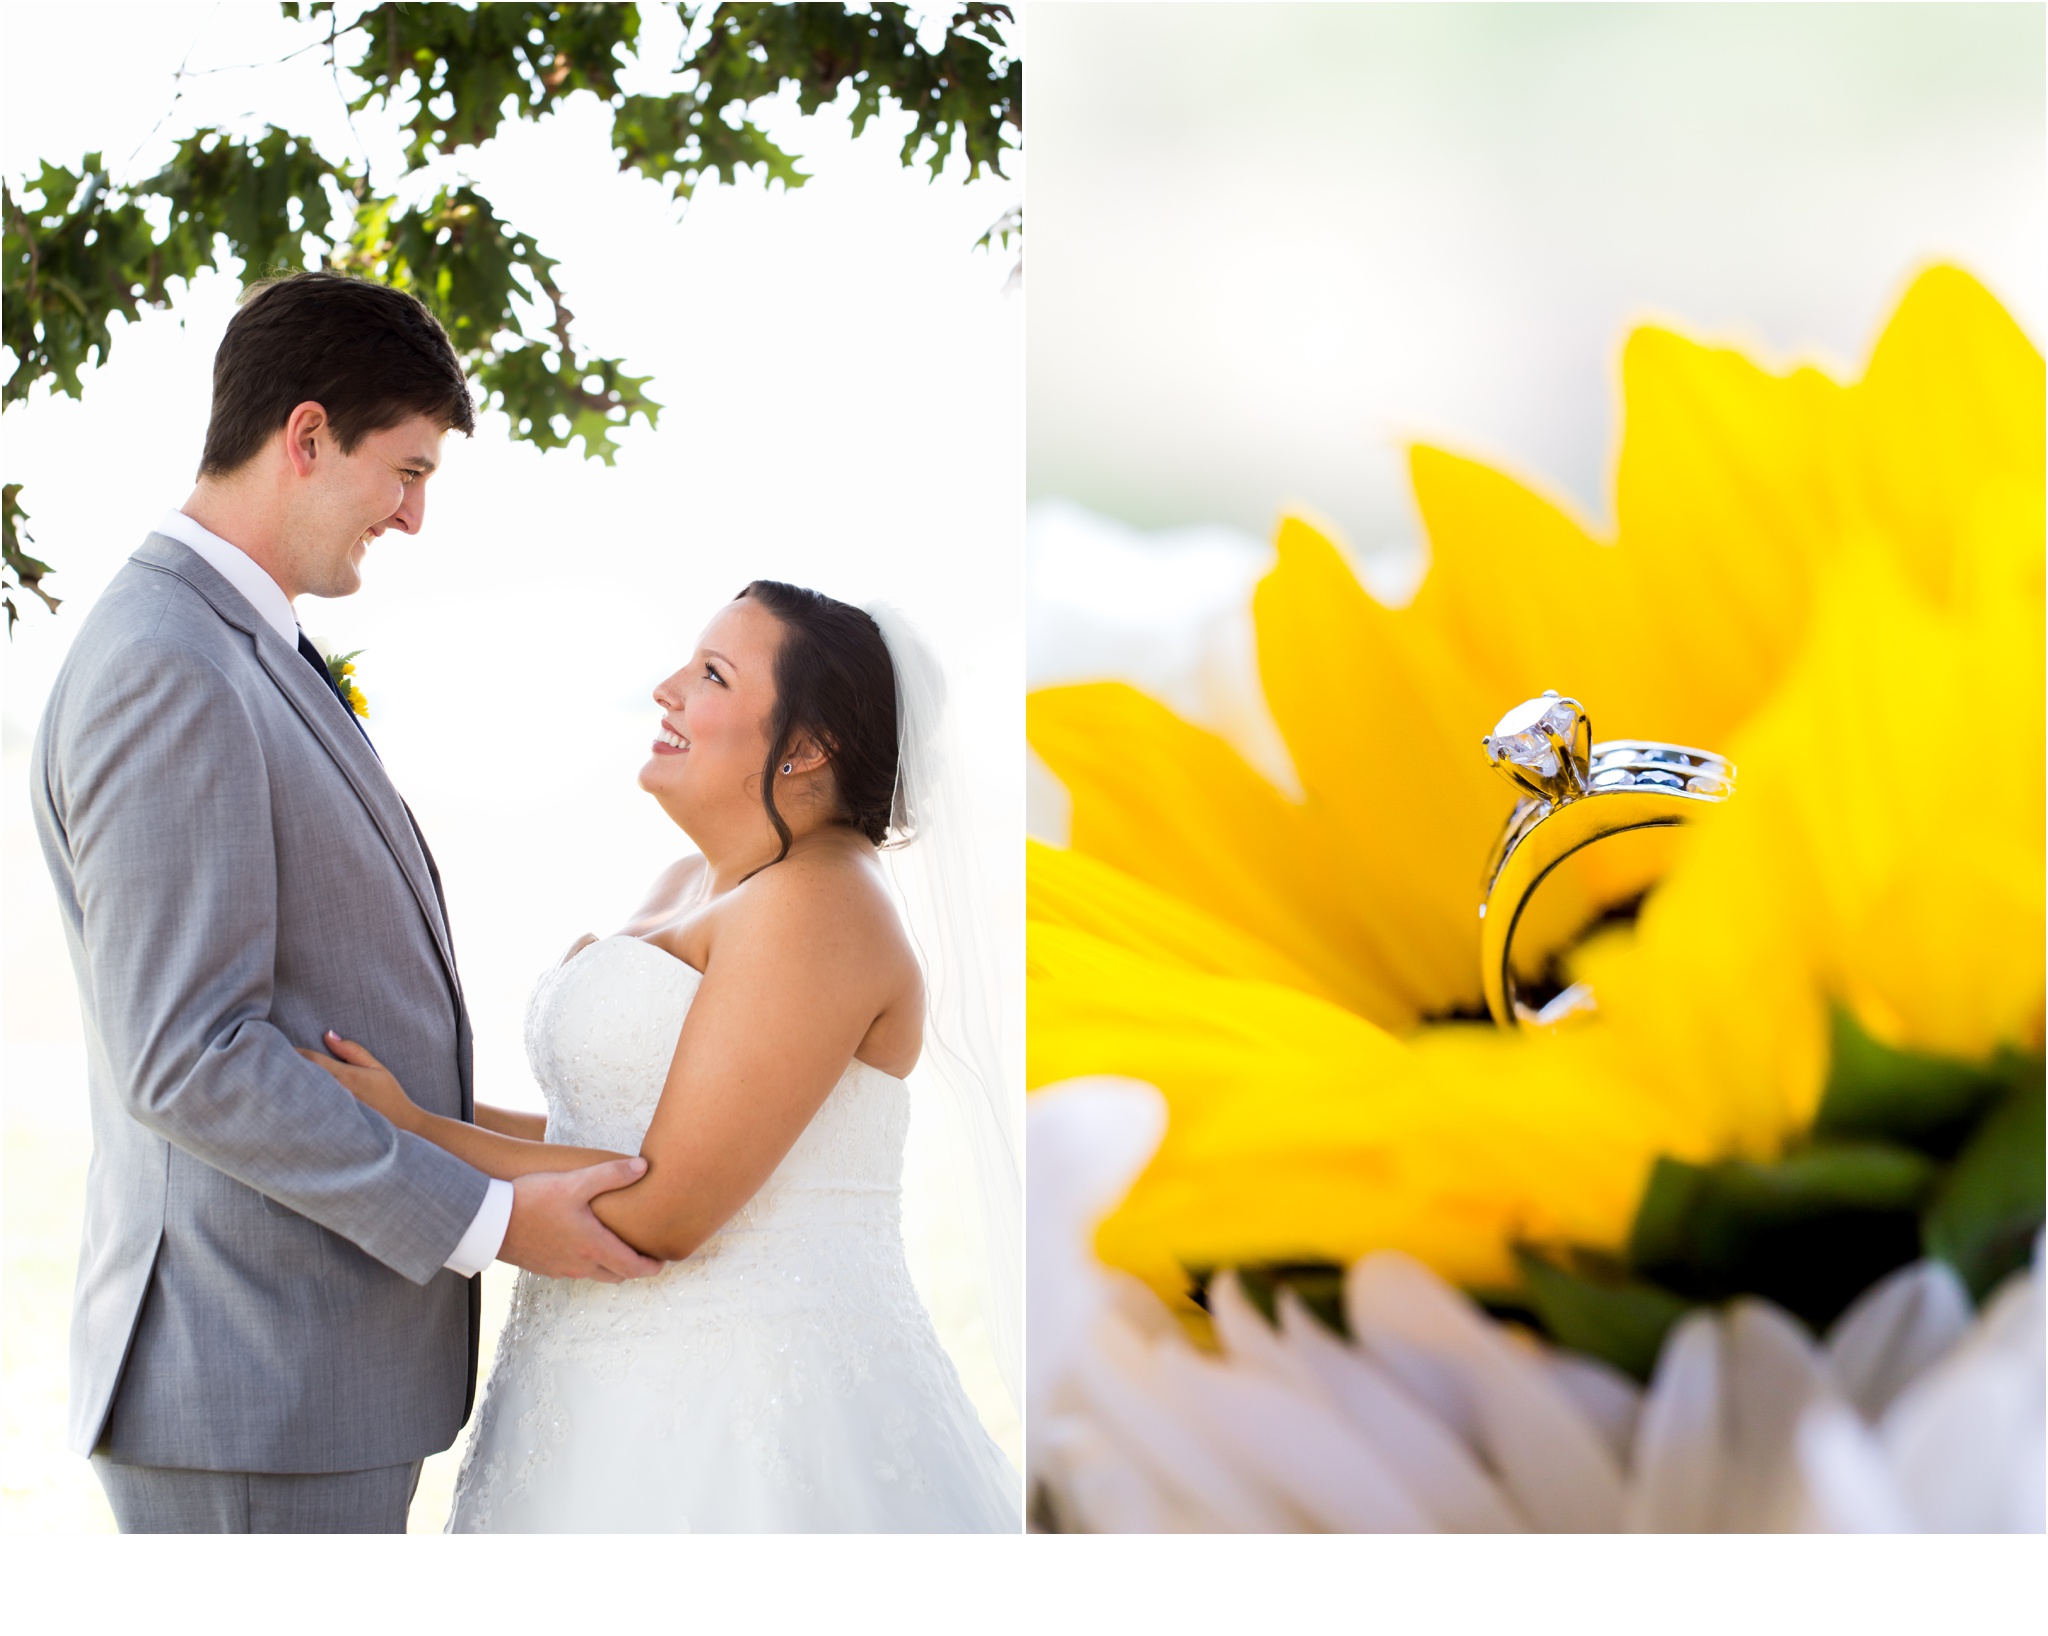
left=1754, top=547, right=2043, bottom=1060
left=1252, top=517, right=1511, bottom=1017
left=1404, top=445, right=1627, bottom=711
left=1027, top=839, right=1340, bottom=1001
left=1028, top=681, right=1411, bottom=1023
left=1032, top=920, right=1699, bottom=1296
left=1577, top=537, right=2042, bottom=1154
left=1608, top=326, right=1851, bottom=748
left=1031, top=265, right=2043, bottom=1307
left=1853, top=264, right=2045, bottom=609
left=1568, top=796, right=1830, bottom=1159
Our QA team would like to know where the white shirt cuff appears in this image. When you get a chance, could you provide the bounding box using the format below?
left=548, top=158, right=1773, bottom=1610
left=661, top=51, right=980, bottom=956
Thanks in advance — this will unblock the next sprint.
left=442, top=1177, right=514, bottom=1277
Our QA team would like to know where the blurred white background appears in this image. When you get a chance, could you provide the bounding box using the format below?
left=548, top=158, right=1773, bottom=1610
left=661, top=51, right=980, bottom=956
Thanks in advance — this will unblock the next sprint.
left=1024, top=1, right=2045, bottom=843
left=1, top=1, right=1020, bottom=1531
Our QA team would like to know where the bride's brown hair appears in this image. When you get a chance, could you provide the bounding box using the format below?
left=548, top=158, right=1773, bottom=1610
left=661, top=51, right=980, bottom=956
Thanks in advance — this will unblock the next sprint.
left=737, top=580, right=898, bottom=866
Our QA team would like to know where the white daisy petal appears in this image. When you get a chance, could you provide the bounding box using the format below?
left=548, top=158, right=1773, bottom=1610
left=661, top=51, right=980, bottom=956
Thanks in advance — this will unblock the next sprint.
left=1102, top=1267, right=1190, bottom=1344
left=1824, top=1258, right=1973, bottom=1421
left=2005, top=1410, right=2048, bottom=1535
left=1028, top=1087, right=2043, bottom=1533
left=1152, top=1343, right=1434, bottom=1531
left=1624, top=1310, right=1727, bottom=1532
left=1275, top=1289, right=1526, bottom=1532
left=1355, top=1326, right=1483, bottom=1448
left=1541, top=1349, right=1644, bottom=1464
left=1208, top=1271, right=1333, bottom=1400
left=1345, top=1252, right=1625, bottom=1530
left=1963, top=1261, right=2047, bottom=1371
left=1036, top=1412, right=1215, bottom=1533
left=1073, top=1312, right=1298, bottom=1531
left=1880, top=1306, right=2046, bottom=1533
left=1024, top=1079, right=1171, bottom=1430
left=1787, top=1399, right=1918, bottom=1532
left=1720, top=1299, right=1834, bottom=1528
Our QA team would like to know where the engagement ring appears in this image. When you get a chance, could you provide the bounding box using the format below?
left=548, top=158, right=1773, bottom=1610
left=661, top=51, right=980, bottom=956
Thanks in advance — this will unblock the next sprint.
left=1479, top=692, right=1734, bottom=1027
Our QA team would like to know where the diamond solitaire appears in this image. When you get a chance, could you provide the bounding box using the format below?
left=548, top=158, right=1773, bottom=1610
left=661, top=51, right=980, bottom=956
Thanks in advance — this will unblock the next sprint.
left=1478, top=692, right=1736, bottom=1028
left=1481, top=690, right=1590, bottom=805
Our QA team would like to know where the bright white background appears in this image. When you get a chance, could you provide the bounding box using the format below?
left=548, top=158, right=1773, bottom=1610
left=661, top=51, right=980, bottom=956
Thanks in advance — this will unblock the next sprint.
left=1, top=0, right=1020, bottom=1532
left=1023, top=1, right=2045, bottom=846
left=1029, top=0, right=2043, bottom=545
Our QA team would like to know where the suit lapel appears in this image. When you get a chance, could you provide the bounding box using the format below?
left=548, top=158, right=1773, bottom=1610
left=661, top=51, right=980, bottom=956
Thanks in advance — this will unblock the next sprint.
left=134, top=534, right=462, bottom=994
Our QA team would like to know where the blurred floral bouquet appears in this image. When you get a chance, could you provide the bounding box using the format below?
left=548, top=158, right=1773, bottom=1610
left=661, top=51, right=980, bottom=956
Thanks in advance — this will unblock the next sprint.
left=1025, top=267, right=2044, bottom=1531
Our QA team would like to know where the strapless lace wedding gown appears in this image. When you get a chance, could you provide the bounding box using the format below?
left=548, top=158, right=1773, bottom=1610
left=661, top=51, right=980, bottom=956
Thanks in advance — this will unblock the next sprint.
left=446, top=935, right=1021, bottom=1532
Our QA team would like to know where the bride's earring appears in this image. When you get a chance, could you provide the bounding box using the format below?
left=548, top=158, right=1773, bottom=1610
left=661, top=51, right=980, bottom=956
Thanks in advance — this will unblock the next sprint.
left=781, top=762, right=794, bottom=775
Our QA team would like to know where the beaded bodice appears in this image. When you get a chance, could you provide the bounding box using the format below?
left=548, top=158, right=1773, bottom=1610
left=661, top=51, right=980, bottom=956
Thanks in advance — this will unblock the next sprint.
left=522, top=934, right=911, bottom=1265
left=447, top=932, right=1019, bottom=1532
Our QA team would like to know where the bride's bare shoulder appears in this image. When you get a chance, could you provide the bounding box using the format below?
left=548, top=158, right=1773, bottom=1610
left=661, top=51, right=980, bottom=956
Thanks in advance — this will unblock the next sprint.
left=730, top=843, right=908, bottom=954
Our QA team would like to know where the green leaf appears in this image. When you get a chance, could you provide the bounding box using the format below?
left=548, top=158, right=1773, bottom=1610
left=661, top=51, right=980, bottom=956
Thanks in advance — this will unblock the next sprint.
left=1813, top=1004, right=2011, bottom=1156
left=3, top=483, right=60, bottom=632
left=1513, top=1247, right=1694, bottom=1382
left=1923, top=1071, right=2046, bottom=1300
left=472, top=345, right=660, bottom=463
left=1627, top=1142, right=1936, bottom=1332
left=140, top=125, right=349, bottom=284
left=326, top=1, right=642, bottom=169
left=682, top=3, right=1019, bottom=186
left=610, top=91, right=807, bottom=199
left=333, top=183, right=658, bottom=462
left=10, top=3, right=1017, bottom=620
left=4, top=157, right=213, bottom=404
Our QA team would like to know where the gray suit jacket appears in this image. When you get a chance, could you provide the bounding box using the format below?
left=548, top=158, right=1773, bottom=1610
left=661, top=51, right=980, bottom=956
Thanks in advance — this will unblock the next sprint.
left=32, top=534, right=491, bottom=1471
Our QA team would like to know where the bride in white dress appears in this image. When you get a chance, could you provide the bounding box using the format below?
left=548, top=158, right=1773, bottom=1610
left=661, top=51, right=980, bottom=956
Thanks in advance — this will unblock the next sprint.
left=310, top=581, right=1020, bottom=1531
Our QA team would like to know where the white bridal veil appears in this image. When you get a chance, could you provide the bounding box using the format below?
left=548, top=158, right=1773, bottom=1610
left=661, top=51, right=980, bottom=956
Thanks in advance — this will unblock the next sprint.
left=865, top=603, right=1023, bottom=1414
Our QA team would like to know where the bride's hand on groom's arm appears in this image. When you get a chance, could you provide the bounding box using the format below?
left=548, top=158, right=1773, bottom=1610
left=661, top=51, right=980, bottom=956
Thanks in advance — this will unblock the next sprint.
left=307, top=1035, right=550, bottom=1140
left=307, top=1033, right=663, bottom=1282
left=299, top=1033, right=423, bottom=1132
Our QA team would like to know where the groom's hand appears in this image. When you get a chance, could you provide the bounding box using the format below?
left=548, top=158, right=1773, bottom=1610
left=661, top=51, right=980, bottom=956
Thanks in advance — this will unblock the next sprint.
left=498, top=1159, right=666, bottom=1282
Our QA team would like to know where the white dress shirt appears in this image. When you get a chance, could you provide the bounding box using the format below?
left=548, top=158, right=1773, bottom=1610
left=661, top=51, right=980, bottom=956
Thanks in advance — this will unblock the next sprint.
left=155, top=509, right=514, bottom=1276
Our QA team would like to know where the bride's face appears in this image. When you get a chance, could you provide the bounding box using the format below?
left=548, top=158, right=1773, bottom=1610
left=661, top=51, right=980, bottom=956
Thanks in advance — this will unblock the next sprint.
left=639, top=598, right=785, bottom=825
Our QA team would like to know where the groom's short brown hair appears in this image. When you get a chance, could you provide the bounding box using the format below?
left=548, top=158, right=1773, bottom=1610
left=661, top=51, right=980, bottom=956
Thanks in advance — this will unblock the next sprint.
left=198, top=272, right=476, bottom=477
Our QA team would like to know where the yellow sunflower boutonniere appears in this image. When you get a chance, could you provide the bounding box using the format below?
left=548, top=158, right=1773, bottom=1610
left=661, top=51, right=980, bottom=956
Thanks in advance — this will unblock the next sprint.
left=322, top=648, right=370, bottom=721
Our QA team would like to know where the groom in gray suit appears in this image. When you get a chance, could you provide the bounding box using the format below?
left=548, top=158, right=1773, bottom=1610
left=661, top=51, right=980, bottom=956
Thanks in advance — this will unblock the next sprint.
left=32, top=272, right=663, bottom=1533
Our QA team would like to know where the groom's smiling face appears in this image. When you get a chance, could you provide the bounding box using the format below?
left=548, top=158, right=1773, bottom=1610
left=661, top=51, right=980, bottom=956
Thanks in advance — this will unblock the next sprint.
left=285, top=407, right=447, bottom=599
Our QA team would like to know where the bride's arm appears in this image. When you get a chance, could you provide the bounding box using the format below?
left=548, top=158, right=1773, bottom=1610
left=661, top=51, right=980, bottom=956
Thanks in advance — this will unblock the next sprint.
left=585, top=858, right=914, bottom=1262
left=476, top=1103, right=547, bottom=1140
left=299, top=1034, right=611, bottom=1179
